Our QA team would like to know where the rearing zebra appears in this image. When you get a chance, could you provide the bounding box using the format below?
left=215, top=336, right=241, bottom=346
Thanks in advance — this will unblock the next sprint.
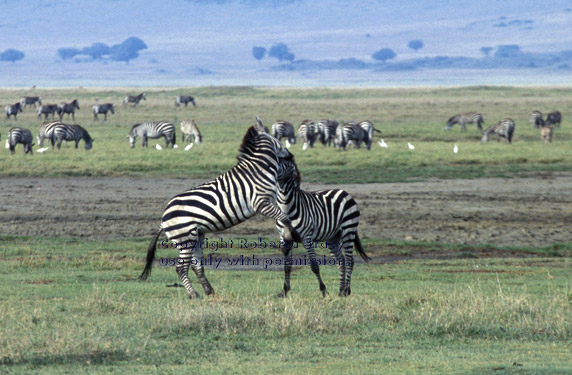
left=5, top=102, right=22, bottom=120
left=124, top=93, right=146, bottom=107
left=180, top=119, right=202, bottom=143
left=276, top=159, right=370, bottom=297
left=8, top=127, right=34, bottom=155
left=481, top=119, right=515, bottom=144
left=138, top=119, right=301, bottom=299
left=129, top=121, right=176, bottom=148
left=271, top=120, right=296, bottom=145
left=53, top=123, right=94, bottom=150
left=446, top=112, right=484, bottom=131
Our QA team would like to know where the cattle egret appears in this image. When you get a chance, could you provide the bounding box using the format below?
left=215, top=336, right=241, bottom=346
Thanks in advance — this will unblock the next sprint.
left=37, top=147, right=49, bottom=153
left=378, top=139, right=388, bottom=148
left=156, top=144, right=163, bottom=150
left=285, top=140, right=291, bottom=148
left=408, top=143, right=415, bottom=150
left=184, top=143, right=194, bottom=151
left=453, top=144, right=458, bottom=153
left=173, top=144, right=179, bottom=149
left=302, top=143, right=308, bottom=151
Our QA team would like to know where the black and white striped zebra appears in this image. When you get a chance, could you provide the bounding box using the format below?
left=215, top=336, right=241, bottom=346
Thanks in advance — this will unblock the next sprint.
left=298, top=120, right=317, bottom=149
left=180, top=119, right=202, bottom=143
left=316, top=119, right=338, bottom=146
left=53, top=123, right=94, bottom=150
left=138, top=119, right=301, bottom=299
left=20, top=96, right=42, bottom=108
left=334, top=121, right=367, bottom=150
left=272, top=120, right=296, bottom=145
left=276, top=159, right=370, bottom=297
left=124, top=93, right=146, bottom=107
left=37, top=104, right=58, bottom=120
left=481, top=119, right=515, bottom=144
left=37, top=121, right=62, bottom=147
left=175, top=95, right=196, bottom=107
left=530, top=110, right=544, bottom=129
left=358, top=121, right=381, bottom=150
left=57, top=99, right=80, bottom=121
left=129, top=121, right=176, bottom=148
left=92, top=103, right=115, bottom=120
left=5, top=102, right=22, bottom=120
left=8, top=127, right=34, bottom=155
left=545, top=111, right=561, bottom=128
left=446, top=112, right=484, bottom=131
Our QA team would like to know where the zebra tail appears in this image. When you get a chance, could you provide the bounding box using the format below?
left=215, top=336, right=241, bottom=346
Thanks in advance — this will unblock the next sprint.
left=373, top=128, right=382, bottom=133
left=354, top=232, right=371, bottom=263
left=138, top=227, right=164, bottom=281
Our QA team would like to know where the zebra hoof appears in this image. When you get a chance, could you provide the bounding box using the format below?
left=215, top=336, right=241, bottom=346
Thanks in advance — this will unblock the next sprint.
left=277, top=290, right=288, bottom=298
left=188, top=291, right=201, bottom=299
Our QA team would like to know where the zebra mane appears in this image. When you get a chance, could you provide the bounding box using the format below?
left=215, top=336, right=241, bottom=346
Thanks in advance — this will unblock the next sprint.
left=237, top=126, right=261, bottom=162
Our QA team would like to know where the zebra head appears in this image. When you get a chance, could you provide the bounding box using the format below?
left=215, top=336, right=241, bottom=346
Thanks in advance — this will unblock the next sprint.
left=239, top=119, right=294, bottom=164
left=128, top=125, right=138, bottom=148
left=109, top=104, right=115, bottom=114
left=277, top=159, right=300, bottom=186
left=446, top=115, right=458, bottom=130
left=481, top=127, right=493, bottom=143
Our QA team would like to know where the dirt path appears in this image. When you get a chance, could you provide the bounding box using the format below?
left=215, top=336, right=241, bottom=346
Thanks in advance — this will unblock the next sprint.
left=1, top=173, right=571, bottom=247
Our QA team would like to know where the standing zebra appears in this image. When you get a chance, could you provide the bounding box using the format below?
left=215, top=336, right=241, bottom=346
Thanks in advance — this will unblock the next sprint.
left=92, top=103, right=115, bottom=120
left=175, top=95, right=196, bottom=107
left=529, top=110, right=544, bottom=129
left=53, top=123, right=94, bottom=150
left=37, top=121, right=62, bottom=147
left=272, top=120, right=296, bottom=145
left=8, top=127, right=34, bottom=155
left=138, top=120, right=301, bottom=299
left=446, top=112, right=484, bottom=131
left=124, top=93, right=146, bottom=107
left=358, top=121, right=382, bottom=150
left=481, top=119, right=515, bottom=144
left=298, top=120, right=317, bottom=149
left=316, top=119, right=338, bottom=146
left=129, top=121, right=176, bottom=148
left=5, top=102, right=22, bottom=120
left=545, top=111, right=561, bottom=128
left=37, top=104, right=59, bottom=120
left=20, top=96, right=42, bottom=108
left=57, top=100, right=80, bottom=121
left=180, top=119, right=202, bottom=143
left=334, top=121, right=367, bottom=150
left=276, top=159, right=370, bottom=297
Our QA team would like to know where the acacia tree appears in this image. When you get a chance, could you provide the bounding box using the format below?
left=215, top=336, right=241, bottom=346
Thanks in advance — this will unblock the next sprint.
left=268, top=43, right=295, bottom=62
left=0, top=49, right=25, bottom=62
left=372, top=48, right=396, bottom=63
left=252, top=46, right=266, bottom=61
left=408, top=40, right=423, bottom=52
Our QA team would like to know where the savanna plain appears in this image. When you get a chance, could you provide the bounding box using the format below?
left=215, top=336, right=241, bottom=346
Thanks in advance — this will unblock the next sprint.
left=1, top=86, right=571, bottom=374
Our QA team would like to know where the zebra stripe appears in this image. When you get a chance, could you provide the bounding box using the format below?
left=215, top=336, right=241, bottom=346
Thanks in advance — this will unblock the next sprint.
left=276, top=159, right=370, bottom=297
left=358, top=121, right=381, bottom=150
left=124, top=93, right=146, bottom=106
left=37, top=104, right=58, bottom=120
left=37, top=121, right=62, bottom=147
left=482, top=119, right=515, bottom=144
left=129, top=121, right=176, bottom=148
left=530, top=110, right=544, bottom=129
left=334, top=121, right=367, bottom=150
left=92, top=103, right=115, bottom=120
left=180, top=120, right=202, bottom=144
left=316, top=119, right=338, bottom=146
left=20, top=96, right=42, bottom=108
left=272, top=120, right=296, bottom=145
left=58, top=99, right=80, bottom=121
left=8, top=127, right=34, bottom=155
left=446, top=112, right=484, bottom=131
left=5, top=102, right=22, bottom=120
left=53, top=123, right=94, bottom=150
left=139, top=120, right=301, bottom=299
left=298, top=119, right=317, bottom=148
left=175, top=95, right=196, bottom=107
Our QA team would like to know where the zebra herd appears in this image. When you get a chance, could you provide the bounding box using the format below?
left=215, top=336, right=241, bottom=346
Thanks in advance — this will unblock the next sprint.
left=6, top=122, right=93, bottom=154
left=139, top=118, right=370, bottom=299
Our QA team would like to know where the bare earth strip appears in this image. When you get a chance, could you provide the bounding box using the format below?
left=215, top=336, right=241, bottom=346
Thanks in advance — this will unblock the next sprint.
left=1, top=174, right=571, bottom=247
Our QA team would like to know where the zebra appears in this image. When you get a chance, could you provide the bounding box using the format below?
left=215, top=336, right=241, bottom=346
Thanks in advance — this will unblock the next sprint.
left=138, top=119, right=301, bottom=299
left=180, top=119, right=202, bottom=143
left=53, top=123, right=94, bottom=150
left=175, top=95, right=196, bottom=107
left=5, top=102, right=22, bottom=120
left=358, top=121, right=382, bottom=150
left=129, top=121, right=176, bottom=148
left=92, top=103, right=115, bottom=120
left=37, top=121, right=62, bottom=147
left=124, top=93, right=146, bottom=107
left=481, top=119, right=515, bottom=144
left=8, top=127, right=34, bottom=155
left=37, top=104, right=59, bottom=120
left=20, top=96, right=42, bottom=108
left=271, top=120, right=296, bottom=145
left=530, top=110, right=544, bottom=129
left=57, top=99, right=80, bottom=121
left=276, top=159, right=370, bottom=297
left=545, top=111, right=561, bottom=128
left=316, top=119, right=338, bottom=146
left=334, top=121, right=367, bottom=150
left=298, top=120, right=317, bottom=149
left=446, top=112, right=484, bottom=131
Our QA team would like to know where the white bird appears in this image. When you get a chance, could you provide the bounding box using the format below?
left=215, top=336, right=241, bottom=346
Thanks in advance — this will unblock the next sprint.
left=453, top=143, right=458, bottom=153
left=37, top=147, right=49, bottom=153
left=378, top=139, right=388, bottom=148
left=302, top=143, right=308, bottom=151
left=5, top=140, right=9, bottom=149
left=285, top=140, right=291, bottom=149
left=408, top=142, right=415, bottom=150
left=173, top=144, right=179, bottom=149
left=184, top=143, right=194, bottom=151
left=155, top=144, right=163, bottom=150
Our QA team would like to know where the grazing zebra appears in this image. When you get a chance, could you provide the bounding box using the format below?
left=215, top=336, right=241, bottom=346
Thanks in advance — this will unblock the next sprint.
left=316, top=119, right=338, bottom=146
left=530, top=110, right=544, bottom=129
left=276, top=159, right=370, bottom=297
left=5, top=102, right=22, bottom=120
left=37, top=121, right=62, bottom=147
left=53, top=123, right=94, bottom=150
left=124, top=93, right=146, bottom=107
left=334, top=122, right=367, bottom=150
left=541, top=124, right=554, bottom=144
left=272, top=120, right=296, bottom=145
left=57, top=99, right=80, bottom=121
left=138, top=120, right=301, bottom=299
left=481, top=119, right=515, bottom=144
left=129, top=121, right=176, bottom=148
left=545, top=111, right=561, bottom=128
left=20, top=96, right=42, bottom=108
left=92, top=103, right=115, bottom=120
left=358, top=121, right=382, bottom=150
left=8, top=127, right=34, bottom=155
left=446, top=112, right=484, bottom=131
left=37, top=104, right=58, bottom=120
left=175, top=95, right=196, bottom=107
left=298, top=120, right=317, bottom=149
left=180, top=119, right=202, bottom=143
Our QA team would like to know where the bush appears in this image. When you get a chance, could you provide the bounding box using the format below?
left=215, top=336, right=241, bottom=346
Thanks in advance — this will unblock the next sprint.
left=372, top=48, right=396, bottom=62
left=0, top=49, right=25, bottom=62
left=269, top=43, right=295, bottom=62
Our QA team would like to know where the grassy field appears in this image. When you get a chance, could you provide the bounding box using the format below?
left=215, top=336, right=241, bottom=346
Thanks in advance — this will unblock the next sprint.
left=1, top=86, right=571, bottom=183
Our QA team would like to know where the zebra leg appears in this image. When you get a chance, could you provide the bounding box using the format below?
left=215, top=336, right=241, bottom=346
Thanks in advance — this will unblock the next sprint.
left=190, top=234, right=215, bottom=296
left=329, top=243, right=347, bottom=296
left=257, top=201, right=301, bottom=242
left=341, top=242, right=355, bottom=297
left=278, top=241, right=293, bottom=298
left=176, top=239, right=201, bottom=299
left=306, top=243, right=328, bottom=297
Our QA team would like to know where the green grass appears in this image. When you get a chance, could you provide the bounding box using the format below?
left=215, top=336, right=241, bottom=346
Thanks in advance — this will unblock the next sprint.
left=2, top=86, right=572, bottom=182
left=1, top=236, right=571, bottom=374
